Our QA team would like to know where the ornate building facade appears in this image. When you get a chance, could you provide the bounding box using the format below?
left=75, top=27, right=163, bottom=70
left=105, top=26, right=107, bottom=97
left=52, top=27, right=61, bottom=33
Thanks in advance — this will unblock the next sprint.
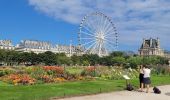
left=138, top=38, right=164, bottom=56
left=0, top=40, right=15, bottom=50
left=15, top=40, right=77, bottom=56
left=15, top=40, right=53, bottom=54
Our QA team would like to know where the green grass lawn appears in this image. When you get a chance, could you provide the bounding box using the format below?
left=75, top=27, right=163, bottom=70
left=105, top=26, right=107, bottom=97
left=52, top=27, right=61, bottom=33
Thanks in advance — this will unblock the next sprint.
left=0, top=75, right=170, bottom=100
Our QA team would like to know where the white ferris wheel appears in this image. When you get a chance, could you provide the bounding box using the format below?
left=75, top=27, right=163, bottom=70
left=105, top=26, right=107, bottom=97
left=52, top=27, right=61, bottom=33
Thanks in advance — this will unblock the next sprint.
left=78, top=12, right=118, bottom=56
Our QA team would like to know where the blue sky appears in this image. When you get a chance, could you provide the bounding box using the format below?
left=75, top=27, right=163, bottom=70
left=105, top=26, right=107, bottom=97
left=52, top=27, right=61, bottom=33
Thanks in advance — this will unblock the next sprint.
left=0, top=0, right=170, bottom=52
left=0, top=0, right=78, bottom=45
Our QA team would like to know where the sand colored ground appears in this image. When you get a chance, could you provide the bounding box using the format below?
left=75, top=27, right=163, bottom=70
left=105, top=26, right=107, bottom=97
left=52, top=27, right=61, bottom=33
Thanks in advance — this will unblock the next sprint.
left=55, top=85, right=170, bottom=100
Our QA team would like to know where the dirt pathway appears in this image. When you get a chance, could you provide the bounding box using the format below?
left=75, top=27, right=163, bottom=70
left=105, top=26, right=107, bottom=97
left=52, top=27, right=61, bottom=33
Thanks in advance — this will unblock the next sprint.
left=54, top=85, right=170, bottom=100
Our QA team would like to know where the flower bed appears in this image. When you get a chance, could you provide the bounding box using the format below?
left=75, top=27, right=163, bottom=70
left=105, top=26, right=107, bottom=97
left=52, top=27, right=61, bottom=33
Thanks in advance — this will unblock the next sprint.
left=43, top=66, right=64, bottom=76
left=2, top=74, right=35, bottom=85
left=0, top=66, right=140, bottom=85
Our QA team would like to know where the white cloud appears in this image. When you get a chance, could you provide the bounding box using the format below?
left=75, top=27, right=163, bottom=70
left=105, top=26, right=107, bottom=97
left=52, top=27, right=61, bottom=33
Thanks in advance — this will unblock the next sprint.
left=28, top=0, right=170, bottom=51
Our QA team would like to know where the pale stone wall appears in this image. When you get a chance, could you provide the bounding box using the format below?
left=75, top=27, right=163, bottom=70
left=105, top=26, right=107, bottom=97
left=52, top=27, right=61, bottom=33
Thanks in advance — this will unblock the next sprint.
left=139, top=38, right=164, bottom=56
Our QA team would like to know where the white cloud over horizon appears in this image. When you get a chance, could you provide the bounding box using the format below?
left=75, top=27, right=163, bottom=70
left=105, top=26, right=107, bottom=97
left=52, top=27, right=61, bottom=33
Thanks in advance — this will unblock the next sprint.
left=28, top=0, right=170, bottom=51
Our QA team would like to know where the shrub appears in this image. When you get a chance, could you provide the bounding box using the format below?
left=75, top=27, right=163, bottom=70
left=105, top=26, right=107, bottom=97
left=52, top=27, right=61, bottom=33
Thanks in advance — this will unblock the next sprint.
left=39, top=75, right=53, bottom=83
left=0, top=68, right=15, bottom=77
left=152, top=65, right=170, bottom=75
left=81, top=66, right=98, bottom=77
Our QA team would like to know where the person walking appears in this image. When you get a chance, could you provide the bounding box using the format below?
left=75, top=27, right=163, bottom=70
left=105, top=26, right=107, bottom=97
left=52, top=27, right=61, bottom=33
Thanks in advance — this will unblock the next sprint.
left=139, top=65, right=144, bottom=92
left=143, top=65, right=151, bottom=93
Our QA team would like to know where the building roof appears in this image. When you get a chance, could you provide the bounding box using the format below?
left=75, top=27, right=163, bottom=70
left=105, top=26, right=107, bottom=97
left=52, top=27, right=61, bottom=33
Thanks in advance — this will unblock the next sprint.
left=140, top=38, right=158, bottom=49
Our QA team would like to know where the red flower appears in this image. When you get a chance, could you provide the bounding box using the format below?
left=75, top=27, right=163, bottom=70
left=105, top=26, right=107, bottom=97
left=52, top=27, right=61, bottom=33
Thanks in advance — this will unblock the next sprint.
left=85, top=66, right=95, bottom=72
left=43, top=66, right=64, bottom=74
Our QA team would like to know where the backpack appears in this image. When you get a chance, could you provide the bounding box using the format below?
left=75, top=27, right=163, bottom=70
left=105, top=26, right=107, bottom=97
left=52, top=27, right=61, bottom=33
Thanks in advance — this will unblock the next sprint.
left=153, top=87, right=161, bottom=94
left=126, top=83, right=134, bottom=91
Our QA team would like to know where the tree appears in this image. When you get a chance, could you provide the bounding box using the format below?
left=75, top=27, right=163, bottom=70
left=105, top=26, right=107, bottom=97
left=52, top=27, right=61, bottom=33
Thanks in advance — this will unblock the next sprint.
left=55, top=53, right=71, bottom=65
left=157, top=56, right=169, bottom=65
left=79, top=54, right=99, bottom=66
left=29, top=52, right=39, bottom=65
left=99, top=56, right=112, bottom=66
left=126, top=56, right=142, bottom=68
left=82, top=60, right=90, bottom=66
left=111, top=57, right=126, bottom=66
left=43, top=51, right=56, bottom=65
left=18, top=52, right=30, bottom=65
left=71, top=55, right=81, bottom=65
left=110, top=51, right=124, bottom=57
left=10, top=50, right=20, bottom=65
left=0, top=49, right=6, bottom=65
left=4, top=50, right=20, bottom=66
left=89, top=54, right=100, bottom=65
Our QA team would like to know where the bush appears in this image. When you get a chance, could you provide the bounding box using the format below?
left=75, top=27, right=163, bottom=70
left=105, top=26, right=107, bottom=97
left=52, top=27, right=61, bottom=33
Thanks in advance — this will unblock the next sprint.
left=39, top=75, right=53, bottom=83
left=0, top=68, right=15, bottom=77
left=81, top=66, right=99, bottom=77
left=152, top=65, right=170, bottom=75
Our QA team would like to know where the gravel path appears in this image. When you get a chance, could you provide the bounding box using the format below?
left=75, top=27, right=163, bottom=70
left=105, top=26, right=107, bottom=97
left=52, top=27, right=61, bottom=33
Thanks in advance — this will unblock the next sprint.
left=54, top=85, right=170, bottom=100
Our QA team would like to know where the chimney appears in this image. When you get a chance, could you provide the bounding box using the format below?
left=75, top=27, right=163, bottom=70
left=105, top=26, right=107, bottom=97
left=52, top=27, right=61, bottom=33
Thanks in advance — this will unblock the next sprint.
left=157, top=37, right=160, bottom=48
left=143, top=38, right=145, bottom=48
left=150, top=37, right=152, bottom=47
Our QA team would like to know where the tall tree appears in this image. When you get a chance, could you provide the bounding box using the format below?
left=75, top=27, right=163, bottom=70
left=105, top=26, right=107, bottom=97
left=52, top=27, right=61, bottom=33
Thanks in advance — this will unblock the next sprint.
left=110, top=51, right=124, bottom=57
left=43, top=51, right=56, bottom=65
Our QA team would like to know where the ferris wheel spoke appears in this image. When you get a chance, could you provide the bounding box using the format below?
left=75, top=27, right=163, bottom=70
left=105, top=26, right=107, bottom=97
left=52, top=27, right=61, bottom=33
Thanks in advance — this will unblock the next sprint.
left=81, top=39, right=95, bottom=46
left=104, top=47, right=108, bottom=55
left=104, top=26, right=114, bottom=33
left=91, top=17, right=99, bottom=30
left=105, top=40, right=116, bottom=47
left=99, top=15, right=104, bottom=32
left=103, top=24, right=113, bottom=35
left=101, top=16, right=104, bottom=33
left=105, top=35, right=117, bottom=40
left=99, top=16, right=104, bottom=32
left=84, top=41, right=96, bottom=53
left=104, top=27, right=116, bottom=36
left=105, top=35, right=117, bottom=41
left=85, top=19, right=97, bottom=34
left=104, top=31, right=115, bottom=38
left=98, top=43, right=103, bottom=56
left=103, top=21, right=112, bottom=33
left=105, top=42, right=116, bottom=52
left=92, top=41, right=101, bottom=54
left=81, top=31, right=96, bottom=37
left=89, top=43, right=98, bottom=54
left=82, top=25, right=95, bottom=36
left=95, top=15, right=101, bottom=33
left=106, top=41, right=116, bottom=47
left=81, top=37, right=94, bottom=40
left=102, top=16, right=108, bottom=32
left=104, top=39, right=116, bottom=46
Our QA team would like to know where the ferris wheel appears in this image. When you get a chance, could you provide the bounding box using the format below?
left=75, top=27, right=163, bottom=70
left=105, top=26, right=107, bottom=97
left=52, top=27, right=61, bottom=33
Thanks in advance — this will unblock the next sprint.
left=78, top=12, right=118, bottom=56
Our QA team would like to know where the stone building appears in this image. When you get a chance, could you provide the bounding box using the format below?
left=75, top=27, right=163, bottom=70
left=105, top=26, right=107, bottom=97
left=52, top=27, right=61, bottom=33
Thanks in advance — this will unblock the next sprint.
left=0, top=39, right=79, bottom=56
left=15, top=40, right=78, bottom=56
left=15, top=40, right=53, bottom=54
left=138, top=38, right=164, bottom=56
left=0, top=40, right=15, bottom=50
